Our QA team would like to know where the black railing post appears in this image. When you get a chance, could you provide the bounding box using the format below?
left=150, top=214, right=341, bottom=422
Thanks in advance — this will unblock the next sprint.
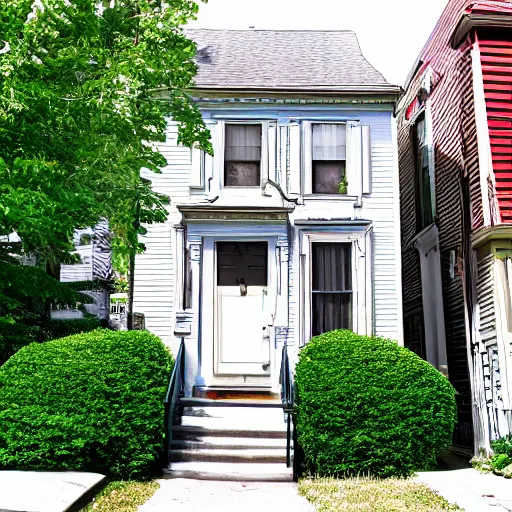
left=163, top=338, right=186, bottom=468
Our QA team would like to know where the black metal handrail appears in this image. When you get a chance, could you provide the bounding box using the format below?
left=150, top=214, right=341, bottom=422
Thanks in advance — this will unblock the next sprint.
left=280, top=343, right=298, bottom=480
left=163, top=338, right=185, bottom=467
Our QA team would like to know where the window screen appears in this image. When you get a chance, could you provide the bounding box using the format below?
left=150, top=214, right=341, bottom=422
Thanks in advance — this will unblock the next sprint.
left=312, top=243, right=352, bottom=335
left=224, top=124, right=262, bottom=187
left=312, top=124, right=347, bottom=194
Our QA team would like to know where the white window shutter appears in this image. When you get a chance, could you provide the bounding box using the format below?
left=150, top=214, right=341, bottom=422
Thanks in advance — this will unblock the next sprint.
left=346, top=122, right=362, bottom=203
left=302, top=121, right=312, bottom=195
left=190, top=147, right=203, bottom=189
left=267, top=121, right=277, bottom=183
left=362, top=125, right=372, bottom=195
left=277, top=124, right=288, bottom=190
left=288, top=122, right=301, bottom=196
left=209, top=120, right=223, bottom=198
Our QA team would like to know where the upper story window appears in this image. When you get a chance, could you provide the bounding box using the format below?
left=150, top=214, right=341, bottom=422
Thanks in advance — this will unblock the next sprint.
left=312, top=124, right=347, bottom=194
left=224, top=124, right=262, bottom=187
left=413, top=113, right=434, bottom=230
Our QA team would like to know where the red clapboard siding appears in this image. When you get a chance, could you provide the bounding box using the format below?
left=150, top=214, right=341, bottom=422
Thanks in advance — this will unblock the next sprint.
left=480, top=35, right=512, bottom=223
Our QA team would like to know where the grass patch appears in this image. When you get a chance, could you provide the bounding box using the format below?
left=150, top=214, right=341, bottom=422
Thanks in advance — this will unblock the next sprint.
left=81, top=480, right=159, bottom=512
left=299, top=477, right=463, bottom=512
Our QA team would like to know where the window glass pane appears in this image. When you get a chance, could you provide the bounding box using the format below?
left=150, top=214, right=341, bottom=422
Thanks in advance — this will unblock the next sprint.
left=312, top=243, right=351, bottom=291
left=312, top=294, right=352, bottom=335
left=312, top=124, right=346, bottom=160
left=225, top=124, right=261, bottom=162
left=313, top=161, right=345, bottom=194
left=217, top=242, right=268, bottom=286
left=225, top=162, right=260, bottom=186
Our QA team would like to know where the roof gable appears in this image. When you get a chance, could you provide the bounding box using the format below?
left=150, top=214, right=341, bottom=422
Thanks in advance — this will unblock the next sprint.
left=185, top=29, right=397, bottom=94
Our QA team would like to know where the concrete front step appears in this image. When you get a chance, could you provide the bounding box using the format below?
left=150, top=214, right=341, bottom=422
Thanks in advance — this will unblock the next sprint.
left=172, top=436, right=287, bottom=450
left=164, top=462, right=293, bottom=482
left=180, top=414, right=287, bottom=431
left=182, top=406, right=286, bottom=421
left=173, top=425, right=287, bottom=439
left=171, top=448, right=286, bottom=463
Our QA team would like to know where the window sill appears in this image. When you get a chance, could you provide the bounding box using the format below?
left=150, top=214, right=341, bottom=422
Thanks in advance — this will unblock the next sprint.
left=303, top=194, right=358, bottom=202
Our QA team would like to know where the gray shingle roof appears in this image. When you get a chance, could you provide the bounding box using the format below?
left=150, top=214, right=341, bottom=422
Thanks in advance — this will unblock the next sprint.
left=185, top=29, right=398, bottom=94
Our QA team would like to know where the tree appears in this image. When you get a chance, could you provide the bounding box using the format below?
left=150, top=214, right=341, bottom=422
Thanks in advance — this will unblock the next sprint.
left=0, top=0, right=212, bottom=328
left=0, top=0, right=211, bottom=264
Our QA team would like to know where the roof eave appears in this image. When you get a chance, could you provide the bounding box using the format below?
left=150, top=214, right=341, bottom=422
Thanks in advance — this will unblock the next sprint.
left=189, top=85, right=402, bottom=100
left=451, top=12, right=512, bottom=49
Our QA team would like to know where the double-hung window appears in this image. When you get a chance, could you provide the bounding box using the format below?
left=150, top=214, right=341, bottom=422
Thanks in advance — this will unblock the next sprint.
left=312, top=124, right=347, bottom=194
left=311, top=242, right=352, bottom=335
left=224, top=124, right=262, bottom=187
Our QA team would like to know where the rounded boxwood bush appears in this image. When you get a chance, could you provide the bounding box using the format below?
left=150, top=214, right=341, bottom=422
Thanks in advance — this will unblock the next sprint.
left=295, top=330, right=457, bottom=478
left=0, top=329, right=173, bottom=478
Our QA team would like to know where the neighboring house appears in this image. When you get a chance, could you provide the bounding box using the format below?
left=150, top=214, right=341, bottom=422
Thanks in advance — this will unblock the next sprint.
left=56, top=220, right=112, bottom=320
left=397, top=0, right=512, bottom=454
left=133, top=29, right=402, bottom=395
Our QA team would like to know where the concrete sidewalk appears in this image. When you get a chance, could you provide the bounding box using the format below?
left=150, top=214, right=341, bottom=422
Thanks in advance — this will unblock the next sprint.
left=138, top=479, right=314, bottom=512
left=0, top=471, right=106, bottom=512
left=417, top=468, right=512, bottom=512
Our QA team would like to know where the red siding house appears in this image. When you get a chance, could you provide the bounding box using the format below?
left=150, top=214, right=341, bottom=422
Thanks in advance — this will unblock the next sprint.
left=397, top=0, right=512, bottom=454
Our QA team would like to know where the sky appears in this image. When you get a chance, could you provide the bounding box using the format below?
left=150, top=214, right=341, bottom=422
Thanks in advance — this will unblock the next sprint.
left=187, top=0, right=450, bottom=87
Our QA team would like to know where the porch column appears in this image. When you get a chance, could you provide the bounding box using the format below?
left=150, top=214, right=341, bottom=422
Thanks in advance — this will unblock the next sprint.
left=186, top=236, right=203, bottom=394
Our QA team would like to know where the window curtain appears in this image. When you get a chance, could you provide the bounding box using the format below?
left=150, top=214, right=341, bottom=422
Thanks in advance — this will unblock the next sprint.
left=225, top=125, right=261, bottom=161
left=312, top=124, right=346, bottom=160
left=312, top=243, right=352, bottom=334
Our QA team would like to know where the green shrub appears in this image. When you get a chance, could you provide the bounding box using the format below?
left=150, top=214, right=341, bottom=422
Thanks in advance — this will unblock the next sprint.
left=0, top=329, right=173, bottom=478
left=41, top=316, right=102, bottom=340
left=492, top=434, right=512, bottom=458
left=295, top=330, right=457, bottom=478
left=0, top=318, right=40, bottom=365
left=0, top=316, right=102, bottom=366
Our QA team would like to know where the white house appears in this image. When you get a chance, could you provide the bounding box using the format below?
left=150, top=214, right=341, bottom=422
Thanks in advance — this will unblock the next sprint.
left=133, top=29, right=403, bottom=395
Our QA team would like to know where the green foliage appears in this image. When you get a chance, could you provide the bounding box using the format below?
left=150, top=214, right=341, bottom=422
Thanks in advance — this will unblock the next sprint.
left=0, top=329, right=173, bottom=478
left=472, top=435, right=512, bottom=478
left=0, top=315, right=102, bottom=366
left=0, top=260, right=91, bottom=320
left=295, top=330, right=458, bottom=478
left=63, top=280, right=104, bottom=292
left=41, top=316, right=102, bottom=341
left=0, top=0, right=211, bottom=268
left=492, top=434, right=512, bottom=458
left=0, top=317, right=40, bottom=366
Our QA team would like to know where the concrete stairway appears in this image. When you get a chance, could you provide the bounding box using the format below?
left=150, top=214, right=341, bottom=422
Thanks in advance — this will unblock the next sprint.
left=164, top=396, right=293, bottom=481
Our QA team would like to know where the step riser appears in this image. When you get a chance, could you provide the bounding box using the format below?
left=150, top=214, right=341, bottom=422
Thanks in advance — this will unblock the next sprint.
left=171, top=440, right=287, bottom=450
left=181, top=398, right=283, bottom=408
left=182, top=407, right=286, bottom=420
left=163, top=470, right=293, bottom=482
left=171, top=452, right=286, bottom=464
left=174, top=427, right=287, bottom=439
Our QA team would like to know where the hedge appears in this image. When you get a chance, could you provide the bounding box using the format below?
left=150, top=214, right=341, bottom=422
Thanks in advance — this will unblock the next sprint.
left=295, top=330, right=457, bottom=478
left=0, top=316, right=102, bottom=366
left=0, top=329, right=173, bottom=478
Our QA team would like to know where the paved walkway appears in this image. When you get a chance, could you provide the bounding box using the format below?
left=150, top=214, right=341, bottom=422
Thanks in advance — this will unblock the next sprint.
left=138, top=479, right=314, bottom=512
left=417, top=468, right=512, bottom=512
left=0, top=471, right=105, bottom=512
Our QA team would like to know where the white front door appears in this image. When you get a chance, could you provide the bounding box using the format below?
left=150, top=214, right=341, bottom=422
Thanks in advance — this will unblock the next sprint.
left=214, top=242, right=270, bottom=376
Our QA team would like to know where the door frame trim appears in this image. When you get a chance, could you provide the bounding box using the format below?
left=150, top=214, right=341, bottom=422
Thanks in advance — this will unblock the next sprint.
left=201, top=235, right=278, bottom=387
